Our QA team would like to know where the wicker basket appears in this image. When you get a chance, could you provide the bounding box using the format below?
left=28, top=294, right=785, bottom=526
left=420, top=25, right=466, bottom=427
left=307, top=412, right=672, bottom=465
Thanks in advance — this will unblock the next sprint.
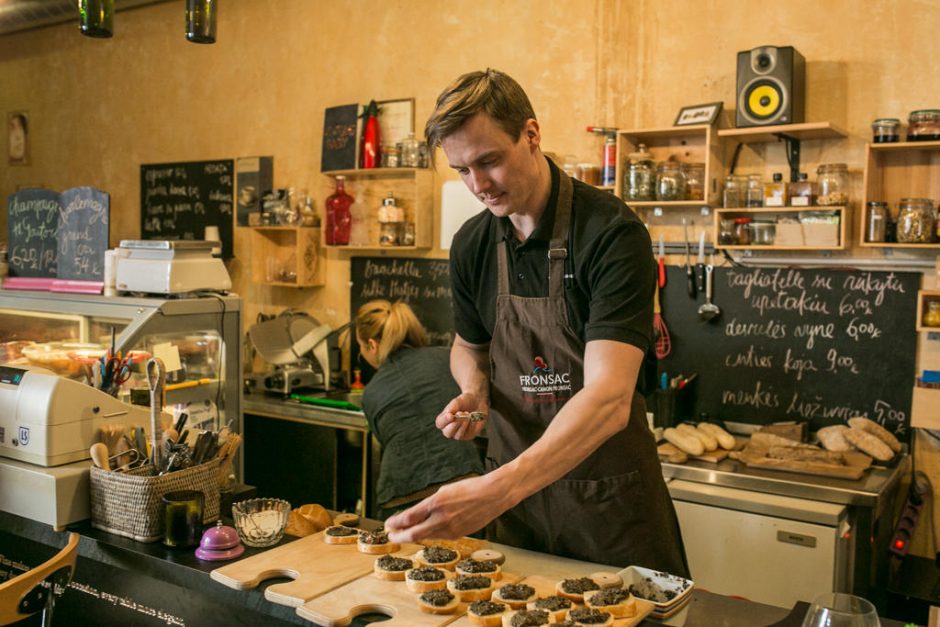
left=89, top=459, right=221, bottom=542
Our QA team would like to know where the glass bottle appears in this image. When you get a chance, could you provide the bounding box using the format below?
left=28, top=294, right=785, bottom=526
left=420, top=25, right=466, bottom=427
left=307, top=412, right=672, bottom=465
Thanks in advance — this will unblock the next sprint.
left=866, top=201, right=888, bottom=243
left=656, top=162, right=687, bottom=201
left=622, top=144, right=655, bottom=201
left=745, top=174, right=764, bottom=207
left=378, top=193, right=402, bottom=246
left=79, top=0, right=113, bottom=38
left=185, top=0, right=217, bottom=44
left=685, top=163, right=706, bottom=201
left=763, top=173, right=788, bottom=207
left=789, top=173, right=816, bottom=207
left=400, top=133, right=421, bottom=168
left=924, top=301, right=940, bottom=328
left=349, top=196, right=370, bottom=246
left=816, top=163, right=849, bottom=206
left=896, top=198, right=935, bottom=243
left=325, top=175, right=353, bottom=245
left=723, top=175, right=746, bottom=208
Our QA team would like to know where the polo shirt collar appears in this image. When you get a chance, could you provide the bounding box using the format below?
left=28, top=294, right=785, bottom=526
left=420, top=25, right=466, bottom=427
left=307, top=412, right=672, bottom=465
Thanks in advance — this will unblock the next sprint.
left=494, top=156, right=560, bottom=244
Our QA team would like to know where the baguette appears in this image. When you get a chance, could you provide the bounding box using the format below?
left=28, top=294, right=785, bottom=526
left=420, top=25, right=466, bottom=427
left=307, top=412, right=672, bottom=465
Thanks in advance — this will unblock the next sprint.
left=447, top=575, right=495, bottom=602
left=843, top=427, right=895, bottom=462
left=467, top=600, right=508, bottom=627
left=323, top=525, right=360, bottom=545
left=357, top=529, right=399, bottom=554
left=589, top=571, right=624, bottom=589
left=698, top=422, right=736, bottom=450
left=816, top=425, right=852, bottom=452
left=678, top=423, right=717, bottom=451
left=492, top=583, right=536, bottom=609
left=847, top=417, right=902, bottom=453
left=405, top=566, right=449, bottom=593
left=415, top=546, right=460, bottom=571
left=526, top=596, right=572, bottom=623
left=750, top=432, right=816, bottom=449
left=567, top=607, right=614, bottom=626
left=663, top=427, right=705, bottom=457
left=416, top=589, right=459, bottom=615
left=456, top=558, right=502, bottom=581
left=373, top=555, right=414, bottom=581
left=471, top=549, right=506, bottom=565
left=583, top=588, right=637, bottom=618
left=501, top=609, right=552, bottom=626
left=767, top=445, right=844, bottom=465
left=556, top=577, right=601, bottom=603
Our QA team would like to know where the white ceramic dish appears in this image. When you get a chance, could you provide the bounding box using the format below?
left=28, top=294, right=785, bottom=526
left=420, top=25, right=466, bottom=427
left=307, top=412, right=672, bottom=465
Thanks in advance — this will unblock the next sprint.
left=616, top=565, right=694, bottom=612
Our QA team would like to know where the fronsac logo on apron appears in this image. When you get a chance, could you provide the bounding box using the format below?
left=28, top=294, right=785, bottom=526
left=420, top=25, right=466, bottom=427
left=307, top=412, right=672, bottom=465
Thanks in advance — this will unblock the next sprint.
left=518, top=356, right=572, bottom=403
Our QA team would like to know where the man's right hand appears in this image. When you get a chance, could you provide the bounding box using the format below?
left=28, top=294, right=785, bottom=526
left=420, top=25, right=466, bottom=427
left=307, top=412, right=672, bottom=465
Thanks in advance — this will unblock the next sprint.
left=436, top=392, right=488, bottom=440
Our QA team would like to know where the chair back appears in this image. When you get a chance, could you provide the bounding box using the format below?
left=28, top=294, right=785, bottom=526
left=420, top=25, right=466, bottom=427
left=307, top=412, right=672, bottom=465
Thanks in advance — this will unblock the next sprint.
left=0, top=532, right=79, bottom=626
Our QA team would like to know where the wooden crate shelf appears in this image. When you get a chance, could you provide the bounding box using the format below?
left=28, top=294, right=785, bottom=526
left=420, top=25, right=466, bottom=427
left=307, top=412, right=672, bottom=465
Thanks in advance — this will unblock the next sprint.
left=713, top=206, right=846, bottom=251
left=250, top=226, right=325, bottom=287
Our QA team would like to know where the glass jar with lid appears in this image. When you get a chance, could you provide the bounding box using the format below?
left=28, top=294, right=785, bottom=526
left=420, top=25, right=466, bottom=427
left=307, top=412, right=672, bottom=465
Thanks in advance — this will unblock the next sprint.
left=789, top=173, right=816, bottom=207
left=734, top=216, right=753, bottom=245
left=907, top=110, right=940, bottom=141
left=866, top=201, right=888, bottom=243
left=871, top=118, right=901, bottom=143
left=684, top=162, right=705, bottom=201
left=399, top=133, right=421, bottom=167
left=816, top=163, right=849, bottom=206
left=655, top=161, right=687, bottom=201
left=622, top=144, right=655, bottom=201
left=896, top=198, right=935, bottom=243
left=723, top=175, right=746, bottom=208
left=745, top=174, right=763, bottom=207
left=924, top=301, right=940, bottom=328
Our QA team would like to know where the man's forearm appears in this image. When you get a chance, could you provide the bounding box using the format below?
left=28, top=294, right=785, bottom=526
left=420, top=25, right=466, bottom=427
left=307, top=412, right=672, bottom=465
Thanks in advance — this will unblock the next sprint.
left=450, top=335, right=491, bottom=401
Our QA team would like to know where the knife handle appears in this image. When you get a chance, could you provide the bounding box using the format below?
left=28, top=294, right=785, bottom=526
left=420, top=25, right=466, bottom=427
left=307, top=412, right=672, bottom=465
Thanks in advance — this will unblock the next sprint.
left=686, top=265, right=696, bottom=297
left=696, top=263, right=706, bottom=294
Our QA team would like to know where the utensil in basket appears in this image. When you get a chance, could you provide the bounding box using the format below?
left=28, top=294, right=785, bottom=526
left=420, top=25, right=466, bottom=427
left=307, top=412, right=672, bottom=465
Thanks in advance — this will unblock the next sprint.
left=146, top=357, right=166, bottom=470
left=654, top=285, right=671, bottom=358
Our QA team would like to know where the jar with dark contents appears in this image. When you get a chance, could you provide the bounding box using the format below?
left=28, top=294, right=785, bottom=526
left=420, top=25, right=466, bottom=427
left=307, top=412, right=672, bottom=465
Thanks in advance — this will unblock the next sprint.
left=871, top=118, right=901, bottom=143
left=734, top=217, right=753, bottom=245
left=907, top=110, right=940, bottom=141
left=622, top=144, right=655, bottom=201
left=896, top=198, right=935, bottom=243
left=684, top=162, right=705, bottom=201
left=655, top=161, right=687, bottom=201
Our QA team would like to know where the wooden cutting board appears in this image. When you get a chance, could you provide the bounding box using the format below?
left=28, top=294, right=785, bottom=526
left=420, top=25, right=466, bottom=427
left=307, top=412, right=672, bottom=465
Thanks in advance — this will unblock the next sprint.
left=733, top=448, right=872, bottom=480
left=297, top=570, right=520, bottom=627
left=447, top=574, right=654, bottom=627
left=658, top=442, right=732, bottom=464
left=209, top=532, right=420, bottom=607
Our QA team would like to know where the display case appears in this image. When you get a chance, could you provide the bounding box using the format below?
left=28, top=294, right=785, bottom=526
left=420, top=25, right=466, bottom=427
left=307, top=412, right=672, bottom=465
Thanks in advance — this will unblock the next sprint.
left=0, top=290, right=242, bottom=455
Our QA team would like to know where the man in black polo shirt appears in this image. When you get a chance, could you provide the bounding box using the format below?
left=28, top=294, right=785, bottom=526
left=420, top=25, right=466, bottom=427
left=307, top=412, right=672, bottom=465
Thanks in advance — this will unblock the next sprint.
left=386, top=69, right=688, bottom=575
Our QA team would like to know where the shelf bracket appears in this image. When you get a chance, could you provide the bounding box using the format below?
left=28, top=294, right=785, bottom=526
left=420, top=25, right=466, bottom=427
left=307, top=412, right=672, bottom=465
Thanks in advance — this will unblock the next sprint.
left=775, top=133, right=801, bottom=182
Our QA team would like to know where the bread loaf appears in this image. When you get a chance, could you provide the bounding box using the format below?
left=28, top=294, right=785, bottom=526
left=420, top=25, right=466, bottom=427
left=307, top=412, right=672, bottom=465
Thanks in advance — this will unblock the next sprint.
left=467, top=600, right=508, bottom=627
left=843, top=427, right=894, bottom=461
left=663, top=427, right=704, bottom=456
left=416, top=589, right=459, bottom=615
left=767, top=445, right=844, bottom=465
left=285, top=511, right=317, bottom=537
left=750, top=432, right=816, bottom=449
left=847, top=417, right=902, bottom=453
left=286, top=502, right=333, bottom=537
left=583, top=588, right=637, bottom=619
left=678, top=423, right=717, bottom=451
left=698, top=422, right=736, bottom=450
left=816, top=425, right=851, bottom=452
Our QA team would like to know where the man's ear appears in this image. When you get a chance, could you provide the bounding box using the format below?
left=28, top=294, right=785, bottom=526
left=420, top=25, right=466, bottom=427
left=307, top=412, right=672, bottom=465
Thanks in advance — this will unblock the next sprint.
left=523, top=118, right=541, bottom=149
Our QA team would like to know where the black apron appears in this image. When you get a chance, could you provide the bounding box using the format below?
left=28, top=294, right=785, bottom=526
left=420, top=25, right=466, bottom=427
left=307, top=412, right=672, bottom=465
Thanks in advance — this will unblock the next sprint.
left=484, top=173, right=689, bottom=576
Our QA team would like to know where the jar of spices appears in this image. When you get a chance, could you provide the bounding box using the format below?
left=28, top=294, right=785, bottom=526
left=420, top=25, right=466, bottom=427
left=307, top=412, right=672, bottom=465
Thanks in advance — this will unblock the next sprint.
left=896, top=198, right=935, bottom=243
left=723, top=175, right=746, bottom=208
left=656, top=162, right=687, bottom=201
left=924, top=301, right=940, bottom=327
left=377, top=193, right=404, bottom=246
left=399, top=132, right=421, bottom=167
left=866, top=201, right=888, bottom=243
left=907, top=110, right=940, bottom=141
left=871, top=118, right=901, bottom=143
left=816, top=163, right=849, bottom=206
left=745, top=174, right=764, bottom=207
left=718, top=218, right=736, bottom=245
left=763, top=173, right=788, bottom=207
left=734, top=216, right=753, bottom=245
left=622, top=144, right=656, bottom=201
left=685, top=162, right=706, bottom=201
left=382, top=144, right=400, bottom=168
left=789, top=173, right=816, bottom=207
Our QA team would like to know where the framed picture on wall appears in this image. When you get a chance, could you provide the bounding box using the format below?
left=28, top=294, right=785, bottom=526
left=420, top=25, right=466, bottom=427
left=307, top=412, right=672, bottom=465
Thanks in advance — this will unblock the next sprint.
left=674, top=102, right=723, bottom=127
left=8, top=111, right=29, bottom=166
left=377, top=98, right=415, bottom=147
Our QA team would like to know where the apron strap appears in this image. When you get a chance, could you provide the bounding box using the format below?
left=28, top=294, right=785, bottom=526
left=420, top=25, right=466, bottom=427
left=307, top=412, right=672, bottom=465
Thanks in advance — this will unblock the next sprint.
left=497, top=241, right=510, bottom=296
left=548, top=172, right=574, bottom=298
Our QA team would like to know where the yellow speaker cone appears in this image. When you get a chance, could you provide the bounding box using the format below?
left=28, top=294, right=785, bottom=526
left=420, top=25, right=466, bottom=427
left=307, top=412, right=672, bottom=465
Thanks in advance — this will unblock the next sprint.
left=748, top=84, right=781, bottom=117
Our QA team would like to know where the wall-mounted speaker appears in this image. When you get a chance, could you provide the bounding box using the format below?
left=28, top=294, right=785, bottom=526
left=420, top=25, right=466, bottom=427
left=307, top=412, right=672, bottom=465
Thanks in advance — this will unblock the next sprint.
left=735, top=45, right=805, bottom=128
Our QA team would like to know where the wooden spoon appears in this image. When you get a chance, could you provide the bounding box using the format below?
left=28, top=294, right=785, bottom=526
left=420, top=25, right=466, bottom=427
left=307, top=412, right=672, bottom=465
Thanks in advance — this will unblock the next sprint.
left=90, top=442, right=111, bottom=471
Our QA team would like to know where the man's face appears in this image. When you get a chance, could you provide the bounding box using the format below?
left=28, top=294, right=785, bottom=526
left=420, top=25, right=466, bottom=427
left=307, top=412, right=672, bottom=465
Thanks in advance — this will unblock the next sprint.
left=441, top=112, right=542, bottom=218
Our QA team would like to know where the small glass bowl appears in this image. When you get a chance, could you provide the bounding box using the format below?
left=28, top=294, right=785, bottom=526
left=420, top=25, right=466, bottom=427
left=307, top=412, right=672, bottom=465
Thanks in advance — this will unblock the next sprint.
left=231, top=498, right=291, bottom=547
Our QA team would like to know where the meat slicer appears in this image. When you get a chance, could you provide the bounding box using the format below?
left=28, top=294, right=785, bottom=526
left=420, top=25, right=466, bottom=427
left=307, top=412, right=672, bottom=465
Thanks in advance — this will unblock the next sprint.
left=247, top=311, right=335, bottom=394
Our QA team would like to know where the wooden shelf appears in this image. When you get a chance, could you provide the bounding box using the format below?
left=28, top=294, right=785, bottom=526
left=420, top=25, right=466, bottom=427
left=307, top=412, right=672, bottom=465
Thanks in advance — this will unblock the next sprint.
left=615, top=125, right=722, bottom=207
left=249, top=226, right=325, bottom=287
left=861, top=141, right=940, bottom=247
left=717, top=122, right=847, bottom=143
left=714, top=206, right=846, bottom=250
left=912, top=385, right=940, bottom=430
left=320, top=169, right=434, bottom=249
left=916, top=290, right=940, bottom=331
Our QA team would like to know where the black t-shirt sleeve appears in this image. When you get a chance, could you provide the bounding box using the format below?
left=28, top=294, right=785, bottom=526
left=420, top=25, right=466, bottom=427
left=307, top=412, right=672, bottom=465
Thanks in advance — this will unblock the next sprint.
left=450, top=227, right=492, bottom=345
left=581, top=220, right=655, bottom=350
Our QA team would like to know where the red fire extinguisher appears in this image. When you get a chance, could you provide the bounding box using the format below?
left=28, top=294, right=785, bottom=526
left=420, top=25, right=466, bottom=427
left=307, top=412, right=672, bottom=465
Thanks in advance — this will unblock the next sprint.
left=360, top=100, right=381, bottom=169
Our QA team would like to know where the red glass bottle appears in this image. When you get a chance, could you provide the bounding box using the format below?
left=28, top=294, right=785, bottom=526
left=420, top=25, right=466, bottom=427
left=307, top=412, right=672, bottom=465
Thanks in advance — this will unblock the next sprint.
left=326, top=175, right=352, bottom=245
left=359, top=100, right=380, bottom=169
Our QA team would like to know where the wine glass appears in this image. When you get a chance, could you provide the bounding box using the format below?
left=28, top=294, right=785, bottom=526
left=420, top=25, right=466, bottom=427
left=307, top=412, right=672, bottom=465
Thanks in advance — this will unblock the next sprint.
left=801, top=593, right=881, bottom=627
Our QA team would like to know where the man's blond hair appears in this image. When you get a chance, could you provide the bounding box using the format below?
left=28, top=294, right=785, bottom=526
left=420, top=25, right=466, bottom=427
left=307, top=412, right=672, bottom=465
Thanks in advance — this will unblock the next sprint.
left=424, top=69, right=536, bottom=155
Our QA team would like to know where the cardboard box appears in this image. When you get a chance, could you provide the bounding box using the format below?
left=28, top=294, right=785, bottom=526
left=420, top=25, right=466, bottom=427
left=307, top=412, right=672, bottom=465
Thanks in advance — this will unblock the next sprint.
left=774, top=223, right=804, bottom=247
left=236, top=156, right=273, bottom=226
left=802, top=222, right=840, bottom=248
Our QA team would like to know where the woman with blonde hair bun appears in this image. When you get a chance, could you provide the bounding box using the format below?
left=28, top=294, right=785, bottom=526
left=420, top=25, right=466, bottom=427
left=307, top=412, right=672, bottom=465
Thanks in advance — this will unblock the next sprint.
left=355, top=299, right=482, bottom=519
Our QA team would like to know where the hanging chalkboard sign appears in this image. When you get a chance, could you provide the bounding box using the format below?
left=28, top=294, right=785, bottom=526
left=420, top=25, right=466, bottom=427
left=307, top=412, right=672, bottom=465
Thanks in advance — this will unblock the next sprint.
left=140, top=160, right=234, bottom=258
left=6, top=188, right=60, bottom=278
left=658, top=265, right=919, bottom=440
left=321, top=104, right=359, bottom=172
left=349, top=256, right=453, bottom=380
left=57, top=187, right=109, bottom=281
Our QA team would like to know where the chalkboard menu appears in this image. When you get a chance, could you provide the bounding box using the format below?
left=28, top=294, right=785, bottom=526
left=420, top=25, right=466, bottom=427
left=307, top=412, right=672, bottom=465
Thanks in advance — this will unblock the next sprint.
left=57, top=187, right=109, bottom=281
left=658, top=265, right=918, bottom=440
left=140, top=160, right=234, bottom=258
left=7, top=188, right=60, bottom=278
left=350, top=257, right=453, bottom=379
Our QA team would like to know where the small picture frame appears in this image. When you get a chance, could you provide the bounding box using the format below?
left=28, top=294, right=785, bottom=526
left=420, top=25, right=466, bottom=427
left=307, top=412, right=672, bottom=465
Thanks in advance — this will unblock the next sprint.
left=674, top=102, right=723, bottom=127
left=8, top=111, right=29, bottom=166
left=377, top=98, right=415, bottom=147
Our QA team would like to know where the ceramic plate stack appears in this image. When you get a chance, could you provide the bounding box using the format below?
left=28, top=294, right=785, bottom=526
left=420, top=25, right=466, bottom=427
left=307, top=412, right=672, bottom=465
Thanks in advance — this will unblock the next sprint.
left=617, top=565, right=694, bottom=624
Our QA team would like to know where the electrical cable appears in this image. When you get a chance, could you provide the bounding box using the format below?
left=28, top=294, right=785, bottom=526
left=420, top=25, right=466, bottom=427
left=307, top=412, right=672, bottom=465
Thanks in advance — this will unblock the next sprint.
left=728, top=142, right=744, bottom=175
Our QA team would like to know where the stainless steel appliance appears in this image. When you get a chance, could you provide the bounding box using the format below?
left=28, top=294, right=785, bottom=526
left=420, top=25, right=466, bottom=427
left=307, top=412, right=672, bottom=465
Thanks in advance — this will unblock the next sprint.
left=247, top=310, right=334, bottom=393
